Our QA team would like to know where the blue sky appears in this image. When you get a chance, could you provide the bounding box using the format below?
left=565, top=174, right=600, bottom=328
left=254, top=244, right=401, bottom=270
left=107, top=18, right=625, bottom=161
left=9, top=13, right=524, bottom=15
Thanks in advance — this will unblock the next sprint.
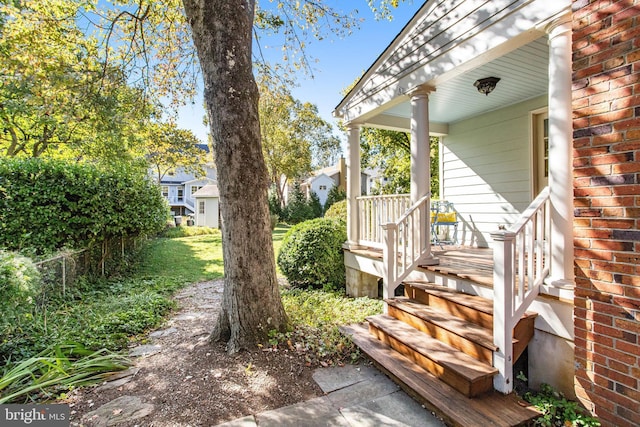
left=176, top=1, right=423, bottom=145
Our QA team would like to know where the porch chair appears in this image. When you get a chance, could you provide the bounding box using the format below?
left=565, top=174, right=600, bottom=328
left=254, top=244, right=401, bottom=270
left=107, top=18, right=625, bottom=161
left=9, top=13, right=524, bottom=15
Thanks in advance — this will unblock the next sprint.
left=430, top=200, right=458, bottom=246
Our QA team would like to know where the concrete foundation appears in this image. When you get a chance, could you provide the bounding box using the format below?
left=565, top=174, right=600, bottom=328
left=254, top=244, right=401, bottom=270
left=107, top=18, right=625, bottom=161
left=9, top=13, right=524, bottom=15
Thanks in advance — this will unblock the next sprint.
left=346, top=266, right=379, bottom=298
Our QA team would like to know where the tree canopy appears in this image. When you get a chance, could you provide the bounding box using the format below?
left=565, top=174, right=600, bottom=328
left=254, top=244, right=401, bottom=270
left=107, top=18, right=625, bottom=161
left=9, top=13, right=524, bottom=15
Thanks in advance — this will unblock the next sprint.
left=259, top=81, right=340, bottom=207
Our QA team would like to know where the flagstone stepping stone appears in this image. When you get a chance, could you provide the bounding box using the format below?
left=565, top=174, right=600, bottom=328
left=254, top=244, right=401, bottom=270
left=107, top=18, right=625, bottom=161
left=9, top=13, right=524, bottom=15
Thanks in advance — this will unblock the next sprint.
left=82, top=396, right=154, bottom=427
left=149, top=327, right=178, bottom=338
left=128, top=344, right=162, bottom=357
left=96, top=368, right=140, bottom=391
left=173, top=311, right=206, bottom=321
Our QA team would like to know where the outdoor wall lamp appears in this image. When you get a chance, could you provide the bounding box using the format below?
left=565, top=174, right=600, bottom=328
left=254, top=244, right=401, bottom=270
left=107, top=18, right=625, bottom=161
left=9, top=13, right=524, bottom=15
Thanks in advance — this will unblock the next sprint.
left=473, top=77, right=501, bottom=96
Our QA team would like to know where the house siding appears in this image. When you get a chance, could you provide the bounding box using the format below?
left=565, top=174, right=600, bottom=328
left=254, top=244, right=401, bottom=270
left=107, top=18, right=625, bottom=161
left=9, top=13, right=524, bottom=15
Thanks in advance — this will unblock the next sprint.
left=442, top=96, right=546, bottom=247
left=572, top=1, right=640, bottom=426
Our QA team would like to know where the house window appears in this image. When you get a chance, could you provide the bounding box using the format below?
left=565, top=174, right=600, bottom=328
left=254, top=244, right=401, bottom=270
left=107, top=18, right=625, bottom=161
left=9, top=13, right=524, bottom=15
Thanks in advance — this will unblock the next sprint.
left=191, top=185, right=203, bottom=195
left=177, top=188, right=184, bottom=202
left=533, top=111, right=549, bottom=194
left=199, top=201, right=205, bottom=214
left=161, top=186, right=169, bottom=198
left=319, top=185, right=327, bottom=191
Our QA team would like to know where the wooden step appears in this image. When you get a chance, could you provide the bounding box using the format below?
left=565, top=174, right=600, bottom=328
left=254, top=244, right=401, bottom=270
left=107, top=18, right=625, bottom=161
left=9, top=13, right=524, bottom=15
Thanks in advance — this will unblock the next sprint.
left=387, top=297, right=498, bottom=364
left=367, top=314, right=497, bottom=397
left=404, top=281, right=494, bottom=329
left=340, top=323, right=540, bottom=427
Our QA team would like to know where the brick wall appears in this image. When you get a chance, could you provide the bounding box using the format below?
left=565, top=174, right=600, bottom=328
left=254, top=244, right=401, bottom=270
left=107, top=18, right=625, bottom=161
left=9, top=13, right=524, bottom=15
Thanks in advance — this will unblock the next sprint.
left=572, top=0, right=640, bottom=426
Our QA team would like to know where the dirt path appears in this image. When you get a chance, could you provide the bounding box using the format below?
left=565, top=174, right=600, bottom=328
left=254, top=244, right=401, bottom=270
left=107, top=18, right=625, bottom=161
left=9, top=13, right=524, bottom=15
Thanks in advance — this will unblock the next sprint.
left=67, top=279, right=322, bottom=426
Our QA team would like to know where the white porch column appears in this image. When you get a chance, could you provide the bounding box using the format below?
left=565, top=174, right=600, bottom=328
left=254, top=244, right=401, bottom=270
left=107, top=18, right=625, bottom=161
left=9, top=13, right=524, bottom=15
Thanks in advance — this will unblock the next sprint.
left=409, top=86, right=438, bottom=265
left=546, top=16, right=574, bottom=288
left=345, top=122, right=362, bottom=248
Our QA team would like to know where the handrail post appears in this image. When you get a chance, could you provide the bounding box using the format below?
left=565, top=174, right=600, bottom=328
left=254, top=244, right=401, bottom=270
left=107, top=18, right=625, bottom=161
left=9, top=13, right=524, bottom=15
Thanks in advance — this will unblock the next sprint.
left=491, top=229, right=516, bottom=394
left=382, top=223, right=397, bottom=313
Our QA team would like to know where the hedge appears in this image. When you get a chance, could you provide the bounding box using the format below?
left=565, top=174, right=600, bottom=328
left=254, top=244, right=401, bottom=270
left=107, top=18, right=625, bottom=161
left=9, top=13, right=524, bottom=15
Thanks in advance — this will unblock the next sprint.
left=0, top=158, right=167, bottom=254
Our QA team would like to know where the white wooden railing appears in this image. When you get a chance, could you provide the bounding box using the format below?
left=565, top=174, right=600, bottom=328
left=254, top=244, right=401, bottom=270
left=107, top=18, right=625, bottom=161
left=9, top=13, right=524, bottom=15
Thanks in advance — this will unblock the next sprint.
left=491, top=186, right=551, bottom=393
left=381, top=195, right=430, bottom=301
left=357, top=194, right=411, bottom=248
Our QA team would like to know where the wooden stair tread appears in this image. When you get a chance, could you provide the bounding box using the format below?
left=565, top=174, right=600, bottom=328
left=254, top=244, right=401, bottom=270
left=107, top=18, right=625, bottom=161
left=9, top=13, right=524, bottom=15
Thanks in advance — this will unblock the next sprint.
left=404, top=281, right=494, bottom=314
left=388, top=297, right=499, bottom=351
left=340, top=323, right=540, bottom=427
left=367, top=314, right=497, bottom=381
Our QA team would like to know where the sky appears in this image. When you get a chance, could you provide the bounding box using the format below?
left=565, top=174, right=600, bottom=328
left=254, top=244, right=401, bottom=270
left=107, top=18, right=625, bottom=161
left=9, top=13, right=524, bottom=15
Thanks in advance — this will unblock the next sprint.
left=176, top=1, right=423, bottom=147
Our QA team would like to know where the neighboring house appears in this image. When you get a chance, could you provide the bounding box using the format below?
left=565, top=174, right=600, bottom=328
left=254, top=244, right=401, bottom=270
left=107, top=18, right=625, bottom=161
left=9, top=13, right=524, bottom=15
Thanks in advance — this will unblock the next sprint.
left=159, top=165, right=217, bottom=217
left=334, top=1, right=638, bottom=426
left=298, top=157, right=370, bottom=206
left=192, top=183, right=220, bottom=228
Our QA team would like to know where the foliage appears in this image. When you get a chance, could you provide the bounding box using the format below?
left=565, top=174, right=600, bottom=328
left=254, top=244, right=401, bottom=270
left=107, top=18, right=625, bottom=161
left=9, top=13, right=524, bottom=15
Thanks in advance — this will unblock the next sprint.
left=277, top=218, right=347, bottom=291
left=308, top=191, right=324, bottom=218
left=268, top=190, right=283, bottom=218
left=324, top=185, right=346, bottom=212
left=282, top=182, right=314, bottom=225
left=259, top=81, right=341, bottom=208
left=525, top=383, right=601, bottom=427
left=0, top=0, right=153, bottom=161
left=0, top=250, right=41, bottom=309
left=324, top=199, right=347, bottom=223
left=0, top=158, right=167, bottom=254
left=358, top=126, right=439, bottom=198
left=0, top=343, right=129, bottom=404
left=145, top=122, right=208, bottom=182
left=266, top=289, right=383, bottom=366
left=161, top=226, right=218, bottom=238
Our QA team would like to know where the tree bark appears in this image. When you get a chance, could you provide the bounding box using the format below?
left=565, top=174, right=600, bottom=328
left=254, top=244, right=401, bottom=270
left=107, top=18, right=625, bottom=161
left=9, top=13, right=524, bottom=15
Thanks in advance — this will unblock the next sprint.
left=182, top=0, right=288, bottom=353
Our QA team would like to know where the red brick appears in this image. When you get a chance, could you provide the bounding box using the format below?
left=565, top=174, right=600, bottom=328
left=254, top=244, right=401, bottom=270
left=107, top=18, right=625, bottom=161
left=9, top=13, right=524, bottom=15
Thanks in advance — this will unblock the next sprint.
left=615, top=318, right=640, bottom=333
left=615, top=339, right=640, bottom=356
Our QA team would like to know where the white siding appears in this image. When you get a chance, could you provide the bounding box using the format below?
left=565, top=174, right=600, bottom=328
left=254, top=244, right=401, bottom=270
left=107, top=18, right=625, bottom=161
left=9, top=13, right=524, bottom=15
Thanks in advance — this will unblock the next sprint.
left=195, top=197, right=219, bottom=228
left=442, top=96, right=546, bottom=247
left=309, top=174, right=336, bottom=207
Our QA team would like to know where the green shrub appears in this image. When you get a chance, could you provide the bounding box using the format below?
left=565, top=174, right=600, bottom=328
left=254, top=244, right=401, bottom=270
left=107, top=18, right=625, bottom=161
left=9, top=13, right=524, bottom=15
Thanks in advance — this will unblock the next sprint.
left=323, top=185, right=346, bottom=212
left=277, top=218, right=347, bottom=291
left=0, top=250, right=41, bottom=308
left=282, top=182, right=313, bottom=224
left=161, top=226, right=219, bottom=238
left=0, top=158, right=168, bottom=254
left=324, top=199, right=347, bottom=223
left=308, top=191, right=324, bottom=218
left=525, top=383, right=600, bottom=427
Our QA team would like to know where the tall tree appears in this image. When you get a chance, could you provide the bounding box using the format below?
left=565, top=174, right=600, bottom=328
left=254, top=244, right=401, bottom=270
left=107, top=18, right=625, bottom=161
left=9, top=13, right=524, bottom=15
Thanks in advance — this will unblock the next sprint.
left=0, top=0, right=152, bottom=160
left=181, top=0, right=404, bottom=353
left=182, top=1, right=288, bottom=352
left=259, top=81, right=340, bottom=208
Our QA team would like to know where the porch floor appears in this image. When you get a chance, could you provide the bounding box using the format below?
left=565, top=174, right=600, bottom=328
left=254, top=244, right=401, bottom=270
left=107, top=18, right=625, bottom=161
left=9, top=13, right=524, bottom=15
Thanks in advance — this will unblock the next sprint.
left=349, top=246, right=494, bottom=288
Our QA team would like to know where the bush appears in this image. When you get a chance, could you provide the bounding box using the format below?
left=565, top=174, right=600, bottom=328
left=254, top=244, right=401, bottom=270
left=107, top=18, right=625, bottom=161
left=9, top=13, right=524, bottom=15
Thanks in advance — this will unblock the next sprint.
left=308, top=191, right=324, bottom=218
left=324, top=199, right=347, bottom=223
left=277, top=218, right=347, bottom=291
left=282, top=182, right=313, bottom=224
left=525, top=383, right=600, bottom=427
left=324, top=185, right=346, bottom=212
left=0, top=158, right=168, bottom=254
left=0, top=250, right=41, bottom=309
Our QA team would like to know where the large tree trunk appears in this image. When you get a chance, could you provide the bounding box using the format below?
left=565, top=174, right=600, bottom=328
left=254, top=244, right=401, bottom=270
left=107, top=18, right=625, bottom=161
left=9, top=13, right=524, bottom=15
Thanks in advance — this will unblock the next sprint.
left=182, top=0, right=287, bottom=353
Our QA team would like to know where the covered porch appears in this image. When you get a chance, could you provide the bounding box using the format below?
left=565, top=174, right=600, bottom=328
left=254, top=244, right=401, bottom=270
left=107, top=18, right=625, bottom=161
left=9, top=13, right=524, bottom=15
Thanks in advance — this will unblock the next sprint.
left=333, top=0, right=576, bottom=406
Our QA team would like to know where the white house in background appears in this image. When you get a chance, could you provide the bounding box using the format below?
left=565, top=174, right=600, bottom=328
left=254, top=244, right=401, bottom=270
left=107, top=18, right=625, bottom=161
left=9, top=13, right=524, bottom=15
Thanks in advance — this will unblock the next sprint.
left=159, top=165, right=217, bottom=217
left=152, top=144, right=218, bottom=217
left=192, top=183, right=220, bottom=228
left=298, top=157, right=370, bottom=207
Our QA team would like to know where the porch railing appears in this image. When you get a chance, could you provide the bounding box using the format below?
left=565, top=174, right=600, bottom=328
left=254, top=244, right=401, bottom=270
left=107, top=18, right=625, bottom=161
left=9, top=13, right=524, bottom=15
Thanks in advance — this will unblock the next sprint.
left=491, top=186, right=550, bottom=394
left=381, top=195, right=430, bottom=300
left=357, top=194, right=411, bottom=248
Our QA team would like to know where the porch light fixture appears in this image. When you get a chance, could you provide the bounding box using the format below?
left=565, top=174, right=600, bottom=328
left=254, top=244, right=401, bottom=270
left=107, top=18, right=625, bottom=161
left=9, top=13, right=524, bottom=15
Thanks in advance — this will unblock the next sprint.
left=473, top=77, right=501, bottom=96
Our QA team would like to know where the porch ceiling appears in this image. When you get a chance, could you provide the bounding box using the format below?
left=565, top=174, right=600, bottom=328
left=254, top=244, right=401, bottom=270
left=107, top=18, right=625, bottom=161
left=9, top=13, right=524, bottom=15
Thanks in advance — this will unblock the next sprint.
left=360, top=36, right=549, bottom=133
